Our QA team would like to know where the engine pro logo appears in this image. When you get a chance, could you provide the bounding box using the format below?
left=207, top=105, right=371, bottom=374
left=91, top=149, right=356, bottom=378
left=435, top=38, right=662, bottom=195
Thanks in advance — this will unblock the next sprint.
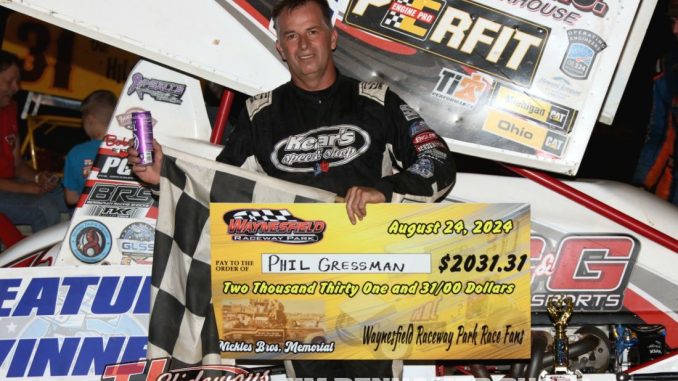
left=224, top=209, right=326, bottom=244
left=380, top=0, right=445, bottom=41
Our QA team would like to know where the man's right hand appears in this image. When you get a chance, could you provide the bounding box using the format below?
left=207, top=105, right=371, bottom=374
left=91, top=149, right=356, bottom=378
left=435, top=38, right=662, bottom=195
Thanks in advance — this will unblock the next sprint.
left=128, top=139, right=163, bottom=186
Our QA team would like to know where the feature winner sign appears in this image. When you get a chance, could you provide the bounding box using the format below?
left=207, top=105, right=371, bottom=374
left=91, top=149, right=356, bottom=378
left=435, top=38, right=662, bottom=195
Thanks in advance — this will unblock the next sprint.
left=210, top=203, right=530, bottom=360
left=0, top=266, right=150, bottom=380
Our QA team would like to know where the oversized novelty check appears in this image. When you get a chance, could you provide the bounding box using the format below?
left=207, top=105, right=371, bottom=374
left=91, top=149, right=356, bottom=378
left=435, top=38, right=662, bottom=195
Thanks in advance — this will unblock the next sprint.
left=211, top=203, right=530, bottom=360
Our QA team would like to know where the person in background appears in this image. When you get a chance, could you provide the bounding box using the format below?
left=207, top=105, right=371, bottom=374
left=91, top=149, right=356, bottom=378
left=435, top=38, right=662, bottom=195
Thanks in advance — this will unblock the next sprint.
left=0, top=50, right=66, bottom=233
left=63, top=90, right=117, bottom=206
left=632, top=0, right=678, bottom=205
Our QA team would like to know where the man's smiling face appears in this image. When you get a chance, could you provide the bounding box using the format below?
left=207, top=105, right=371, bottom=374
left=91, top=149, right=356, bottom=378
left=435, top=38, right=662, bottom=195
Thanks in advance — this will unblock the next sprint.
left=275, top=1, right=337, bottom=91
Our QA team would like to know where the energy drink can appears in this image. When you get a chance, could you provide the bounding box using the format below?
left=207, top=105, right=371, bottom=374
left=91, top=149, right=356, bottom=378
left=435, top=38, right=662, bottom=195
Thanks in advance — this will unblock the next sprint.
left=132, top=111, right=154, bottom=165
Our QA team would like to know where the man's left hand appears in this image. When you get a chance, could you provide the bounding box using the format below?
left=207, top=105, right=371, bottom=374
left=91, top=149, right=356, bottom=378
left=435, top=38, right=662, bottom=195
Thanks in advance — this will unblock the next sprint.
left=345, top=186, right=385, bottom=225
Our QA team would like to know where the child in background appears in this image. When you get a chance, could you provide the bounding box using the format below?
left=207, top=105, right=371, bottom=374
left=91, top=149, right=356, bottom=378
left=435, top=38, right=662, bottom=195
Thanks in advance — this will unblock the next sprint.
left=63, top=90, right=117, bottom=206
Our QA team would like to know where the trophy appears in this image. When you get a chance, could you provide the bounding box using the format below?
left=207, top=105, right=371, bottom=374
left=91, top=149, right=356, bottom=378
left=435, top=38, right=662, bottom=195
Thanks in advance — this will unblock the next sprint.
left=539, top=295, right=581, bottom=381
left=547, top=295, right=574, bottom=374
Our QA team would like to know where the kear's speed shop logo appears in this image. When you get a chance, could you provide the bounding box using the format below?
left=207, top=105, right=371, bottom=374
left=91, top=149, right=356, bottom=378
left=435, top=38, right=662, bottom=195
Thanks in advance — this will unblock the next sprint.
left=224, top=209, right=326, bottom=244
left=345, top=0, right=550, bottom=87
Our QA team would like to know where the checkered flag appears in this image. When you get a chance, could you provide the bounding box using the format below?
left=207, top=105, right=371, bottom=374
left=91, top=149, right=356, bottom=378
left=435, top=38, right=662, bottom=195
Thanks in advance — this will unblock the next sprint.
left=147, top=147, right=335, bottom=367
left=232, top=209, right=296, bottom=222
left=383, top=12, right=404, bottom=27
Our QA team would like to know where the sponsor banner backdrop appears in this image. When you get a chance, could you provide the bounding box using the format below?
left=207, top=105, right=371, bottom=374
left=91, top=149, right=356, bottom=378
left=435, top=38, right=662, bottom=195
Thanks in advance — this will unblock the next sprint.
left=233, top=0, right=639, bottom=174
left=341, top=0, right=636, bottom=173
left=211, top=203, right=531, bottom=360
left=0, top=266, right=150, bottom=380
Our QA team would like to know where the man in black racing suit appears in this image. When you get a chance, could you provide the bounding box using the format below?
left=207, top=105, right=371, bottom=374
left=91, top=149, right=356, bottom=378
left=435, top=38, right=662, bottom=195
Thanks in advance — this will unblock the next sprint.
left=130, top=0, right=456, bottom=377
left=215, top=0, right=456, bottom=372
left=131, top=3, right=454, bottom=225
left=215, top=73, right=456, bottom=217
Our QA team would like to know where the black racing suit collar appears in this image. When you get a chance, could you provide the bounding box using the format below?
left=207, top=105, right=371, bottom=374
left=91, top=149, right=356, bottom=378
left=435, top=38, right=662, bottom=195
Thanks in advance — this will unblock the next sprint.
left=288, top=71, right=345, bottom=102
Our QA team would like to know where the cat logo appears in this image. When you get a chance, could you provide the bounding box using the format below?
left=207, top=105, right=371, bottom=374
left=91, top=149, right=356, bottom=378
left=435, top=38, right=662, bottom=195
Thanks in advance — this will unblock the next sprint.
left=347, top=0, right=549, bottom=87
left=544, top=134, right=566, bottom=152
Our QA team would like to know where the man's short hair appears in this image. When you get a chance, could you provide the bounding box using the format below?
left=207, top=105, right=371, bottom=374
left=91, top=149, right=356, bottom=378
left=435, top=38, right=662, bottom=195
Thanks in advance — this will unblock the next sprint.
left=0, top=50, right=20, bottom=73
left=81, top=90, right=117, bottom=122
left=272, top=0, right=333, bottom=32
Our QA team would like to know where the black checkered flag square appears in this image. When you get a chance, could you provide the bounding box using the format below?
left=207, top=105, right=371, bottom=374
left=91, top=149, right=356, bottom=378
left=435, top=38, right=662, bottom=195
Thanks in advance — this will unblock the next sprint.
left=233, top=209, right=296, bottom=222
left=147, top=147, right=335, bottom=368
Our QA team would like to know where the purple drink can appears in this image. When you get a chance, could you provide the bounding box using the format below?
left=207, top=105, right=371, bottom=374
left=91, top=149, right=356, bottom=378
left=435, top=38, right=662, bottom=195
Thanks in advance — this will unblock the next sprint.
left=132, top=111, right=154, bottom=165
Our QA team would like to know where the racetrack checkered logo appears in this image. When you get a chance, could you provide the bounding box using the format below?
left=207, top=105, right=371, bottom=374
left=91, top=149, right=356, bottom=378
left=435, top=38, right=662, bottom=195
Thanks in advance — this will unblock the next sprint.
left=224, top=209, right=326, bottom=244
left=232, top=209, right=294, bottom=222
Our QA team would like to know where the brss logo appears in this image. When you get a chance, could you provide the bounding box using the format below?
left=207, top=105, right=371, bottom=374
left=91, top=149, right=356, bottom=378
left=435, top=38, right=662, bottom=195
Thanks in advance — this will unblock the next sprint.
left=381, top=0, right=444, bottom=40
